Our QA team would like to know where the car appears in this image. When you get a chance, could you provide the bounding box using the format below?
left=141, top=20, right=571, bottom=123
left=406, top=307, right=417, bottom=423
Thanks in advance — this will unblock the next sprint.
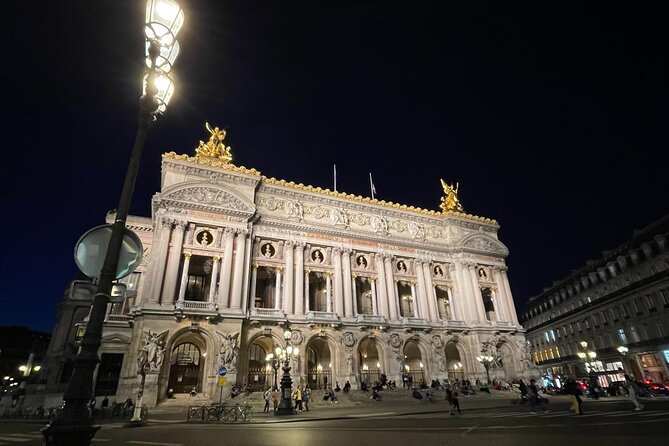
left=607, top=381, right=628, bottom=396
left=643, top=381, right=669, bottom=396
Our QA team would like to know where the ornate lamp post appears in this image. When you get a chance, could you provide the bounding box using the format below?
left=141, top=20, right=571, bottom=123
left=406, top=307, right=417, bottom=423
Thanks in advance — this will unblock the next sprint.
left=42, top=2, right=184, bottom=444
left=266, top=350, right=282, bottom=390
left=476, top=355, right=494, bottom=384
left=275, top=329, right=299, bottom=416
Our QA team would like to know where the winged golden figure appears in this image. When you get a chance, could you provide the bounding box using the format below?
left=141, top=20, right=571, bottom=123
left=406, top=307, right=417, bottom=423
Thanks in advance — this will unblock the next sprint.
left=440, top=179, right=464, bottom=213
left=195, top=122, right=232, bottom=163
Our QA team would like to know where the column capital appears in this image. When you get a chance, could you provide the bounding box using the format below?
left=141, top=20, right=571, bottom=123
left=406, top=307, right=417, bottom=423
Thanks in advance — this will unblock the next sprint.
left=175, top=219, right=188, bottom=229
left=213, top=255, right=221, bottom=262
left=223, top=227, right=235, bottom=237
left=183, top=252, right=192, bottom=259
left=285, top=240, right=296, bottom=248
left=332, top=247, right=342, bottom=254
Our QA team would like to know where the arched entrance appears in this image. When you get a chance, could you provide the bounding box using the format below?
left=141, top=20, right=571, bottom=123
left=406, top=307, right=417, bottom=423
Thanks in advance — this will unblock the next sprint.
left=307, top=338, right=332, bottom=389
left=403, top=340, right=424, bottom=385
left=247, top=337, right=275, bottom=391
left=168, top=343, right=203, bottom=394
left=445, top=342, right=464, bottom=381
left=359, top=338, right=381, bottom=385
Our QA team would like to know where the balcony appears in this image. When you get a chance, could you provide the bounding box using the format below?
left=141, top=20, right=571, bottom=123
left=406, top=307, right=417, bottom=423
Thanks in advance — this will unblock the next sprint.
left=401, top=317, right=429, bottom=329
left=175, top=300, right=218, bottom=316
left=250, top=307, right=287, bottom=322
left=305, top=311, right=340, bottom=325
left=356, top=314, right=387, bottom=326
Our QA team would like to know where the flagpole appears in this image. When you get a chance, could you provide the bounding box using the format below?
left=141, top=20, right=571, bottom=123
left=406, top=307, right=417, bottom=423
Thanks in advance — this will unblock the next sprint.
left=369, top=172, right=375, bottom=200
left=334, top=164, right=337, bottom=192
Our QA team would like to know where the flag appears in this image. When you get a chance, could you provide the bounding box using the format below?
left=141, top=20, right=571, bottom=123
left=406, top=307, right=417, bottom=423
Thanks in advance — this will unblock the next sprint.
left=369, top=172, right=377, bottom=200
left=334, top=164, right=337, bottom=191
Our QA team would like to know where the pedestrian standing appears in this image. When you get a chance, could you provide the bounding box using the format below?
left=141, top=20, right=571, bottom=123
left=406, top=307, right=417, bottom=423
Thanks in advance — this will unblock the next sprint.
left=528, top=379, right=549, bottom=414
left=263, top=387, right=271, bottom=413
left=448, top=388, right=461, bottom=415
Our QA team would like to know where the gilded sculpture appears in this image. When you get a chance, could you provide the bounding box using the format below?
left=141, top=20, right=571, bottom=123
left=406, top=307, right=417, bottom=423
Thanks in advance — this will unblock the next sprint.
left=440, top=179, right=464, bottom=213
left=195, top=122, right=233, bottom=163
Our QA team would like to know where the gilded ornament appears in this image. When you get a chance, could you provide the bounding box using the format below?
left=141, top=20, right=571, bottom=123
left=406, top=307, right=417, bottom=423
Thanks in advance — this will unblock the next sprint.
left=195, top=122, right=233, bottom=163
left=440, top=179, right=464, bottom=213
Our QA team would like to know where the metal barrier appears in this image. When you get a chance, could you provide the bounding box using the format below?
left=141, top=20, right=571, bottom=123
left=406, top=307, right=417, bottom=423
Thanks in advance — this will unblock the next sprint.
left=187, top=403, right=253, bottom=423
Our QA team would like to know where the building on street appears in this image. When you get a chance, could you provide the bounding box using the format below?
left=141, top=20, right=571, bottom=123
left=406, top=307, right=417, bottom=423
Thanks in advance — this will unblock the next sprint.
left=41, top=124, right=531, bottom=406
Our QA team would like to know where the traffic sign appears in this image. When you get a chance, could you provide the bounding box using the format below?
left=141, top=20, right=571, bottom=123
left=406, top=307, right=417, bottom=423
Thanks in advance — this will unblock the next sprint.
left=74, top=224, right=143, bottom=279
left=218, top=377, right=227, bottom=386
left=218, top=366, right=227, bottom=377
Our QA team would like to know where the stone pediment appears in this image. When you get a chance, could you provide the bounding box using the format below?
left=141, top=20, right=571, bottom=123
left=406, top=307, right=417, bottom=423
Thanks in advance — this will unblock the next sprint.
left=162, top=182, right=256, bottom=217
left=460, top=234, right=508, bottom=256
left=101, top=334, right=131, bottom=344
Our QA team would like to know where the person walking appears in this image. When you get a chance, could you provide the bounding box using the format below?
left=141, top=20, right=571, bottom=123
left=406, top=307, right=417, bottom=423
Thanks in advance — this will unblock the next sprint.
left=447, top=388, right=462, bottom=415
left=303, top=386, right=311, bottom=411
left=293, top=385, right=303, bottom=412
left=271, top=387, right=280, bottom=412
left=619, top=368, right=644, bottom=411
left=528, top=379, right=549, bottom=414
left=564, top=378, right=583, bottom=415
left=263, top=387, right=271, bottom=413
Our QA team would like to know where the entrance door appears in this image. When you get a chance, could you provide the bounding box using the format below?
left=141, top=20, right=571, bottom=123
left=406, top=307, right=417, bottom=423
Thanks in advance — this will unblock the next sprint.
left=95, top=353, right=124, bottom=396
left=169, top=343, right=202, bottom=394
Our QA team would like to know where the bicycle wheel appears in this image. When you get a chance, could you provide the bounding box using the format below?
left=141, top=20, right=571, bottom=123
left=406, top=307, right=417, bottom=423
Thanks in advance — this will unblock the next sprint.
left=240, top=408, right=253, bottom=422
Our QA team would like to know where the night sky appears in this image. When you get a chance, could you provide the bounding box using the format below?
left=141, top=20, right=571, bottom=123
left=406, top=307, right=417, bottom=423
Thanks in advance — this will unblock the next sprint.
left=3, top=1, right=668, bottom=333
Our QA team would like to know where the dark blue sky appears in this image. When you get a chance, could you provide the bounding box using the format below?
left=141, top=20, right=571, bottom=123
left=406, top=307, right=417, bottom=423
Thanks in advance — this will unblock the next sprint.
left=3, top=1, right=668, bottom=333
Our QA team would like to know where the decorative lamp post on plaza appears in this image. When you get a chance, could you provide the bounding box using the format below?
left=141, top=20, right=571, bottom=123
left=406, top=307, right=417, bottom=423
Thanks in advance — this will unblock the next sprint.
left=476, top=355, right=494, bottom=385
left=42, top=1, right=184, bottom=444
left=266, top=349, right=283, bottom=390
left=275, top=329, right=299, bottom=416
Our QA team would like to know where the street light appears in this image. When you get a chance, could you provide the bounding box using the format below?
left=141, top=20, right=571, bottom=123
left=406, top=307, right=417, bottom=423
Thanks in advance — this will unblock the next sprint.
left=477, top=355, right=494, bottom=384
left=266, top=352, right=281, bottom=390
left=42, top=1, right=184, bottom=444
left=275, top=329, right=298, bottom=416
left=617, top=345, right=629, bottom=374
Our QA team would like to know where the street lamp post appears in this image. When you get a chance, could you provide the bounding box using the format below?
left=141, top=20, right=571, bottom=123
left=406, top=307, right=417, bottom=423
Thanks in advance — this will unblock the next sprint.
left=275, top=330, right=298, bottom=416
left=266, top=350, right=282, bottom=390
left=42, top=2, right=184, bottom=444
left=476, top=355, right=494, bottom=385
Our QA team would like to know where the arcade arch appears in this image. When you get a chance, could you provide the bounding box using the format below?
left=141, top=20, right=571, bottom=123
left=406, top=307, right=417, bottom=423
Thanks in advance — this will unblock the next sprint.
left=445, top=342, right=465, bottom=381
left=358, top=338, right=382, bottom=386
left=306, top=337, right=332, bottom=389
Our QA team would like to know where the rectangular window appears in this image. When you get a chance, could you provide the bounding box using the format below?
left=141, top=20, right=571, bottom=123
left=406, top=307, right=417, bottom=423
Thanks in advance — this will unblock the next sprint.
left=618, top=328, right=627, bottom=344
left=629, top=326, right=640, bottom=343
left=610, top=308, right=619, bottom=322
left=657, top=321, right=666, bottom=337
left=620, top=305, right=629, bottom=319
left=601, top=311, right=608, bottom=325
left=584, top=319, right=590, bottom=330
left=660, top=289, right=669, bottom=307
left=569, top=324, right=574, bottom=334
left=545, top=332, right=550, bottom=342
left=632, top=298, right=642, bottom=315
left=645, top=294, right=657, bottom=311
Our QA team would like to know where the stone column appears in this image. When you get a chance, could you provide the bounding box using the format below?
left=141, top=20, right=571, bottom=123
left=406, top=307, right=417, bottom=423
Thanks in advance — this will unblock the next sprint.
left=374, top=255, right=389, bottom=317
left=371, top=279, right=378, bottom=315
left=275, top=268, right=282, bottom=310
left=342, top=250, right=354, bottom=317
left=415, top=264, right=431, bottom=321
left=176, top=252, right=191, bottom=307
left=161, top=219, right=187, bottom=304
left=249, top=265, right=258, bottom=308
left=421, top=262, right=439, bottom=322
left=333, top=248, right=344, bottom=316
left=217, top=228, right=235, bottom=309
left=147, top=216, right=172, bottom=304
left=351, top=275, right=358, bottom=316
left=240, top=233, right=252, bottom=313
left=294, top=243, right=305, bottom=316
left=453, top=261, right=472, bottom=321
left=410, top=282, right=418, bottom=318
left=447, top=263, right=463, bottom=321
left=499, top=267, right=519, bottom=325
left=283, top=241, right=295, bottom=315
left=208, top=256, right=220, bottom=303
left=467, top=264, right=487, bottom=321
left=304, top=271, right=310, bottom=312
left=326, top=273, right=333, bottom=312
left=383, top=256, right=398, bottom=320
left=186, top=223, right=196, bottom=245
left=229, top=231, right=246, bottom=310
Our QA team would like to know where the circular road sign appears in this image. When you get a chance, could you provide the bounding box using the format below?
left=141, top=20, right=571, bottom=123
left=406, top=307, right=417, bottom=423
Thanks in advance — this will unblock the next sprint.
left=74, top=224, right=143, bottom=280
left=218, top=367, right=227, bottom=377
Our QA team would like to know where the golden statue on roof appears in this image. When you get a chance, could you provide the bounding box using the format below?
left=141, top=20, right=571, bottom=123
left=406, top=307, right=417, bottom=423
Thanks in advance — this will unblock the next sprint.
left=440, top=179, right=464, bottom=213
left=195, top=122, right=232, bottom=163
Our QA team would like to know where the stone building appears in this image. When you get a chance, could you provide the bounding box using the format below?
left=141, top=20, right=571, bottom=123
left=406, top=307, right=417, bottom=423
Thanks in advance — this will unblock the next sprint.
left=522, top=214, right=669, bottom=388
left=43, top=124, right=529, bottom=406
